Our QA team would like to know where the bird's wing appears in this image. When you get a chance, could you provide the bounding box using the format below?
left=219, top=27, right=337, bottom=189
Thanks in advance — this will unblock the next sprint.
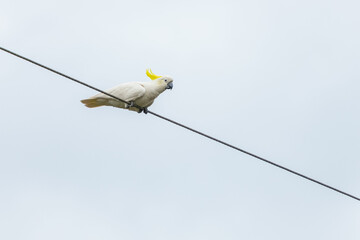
left=107, top=82, right=146, bottom=102
left=81, top=82, right=146, bottom=109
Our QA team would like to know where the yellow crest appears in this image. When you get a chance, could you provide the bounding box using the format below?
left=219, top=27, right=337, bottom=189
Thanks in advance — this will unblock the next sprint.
left=146, top=68, right=162, bottom=80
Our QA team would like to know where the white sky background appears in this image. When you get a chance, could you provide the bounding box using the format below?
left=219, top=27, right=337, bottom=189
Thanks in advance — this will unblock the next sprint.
left=1, top=0, right=360, bottom=239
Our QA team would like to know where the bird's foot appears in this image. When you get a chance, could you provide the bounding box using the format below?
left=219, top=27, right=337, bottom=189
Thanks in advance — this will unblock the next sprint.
left=125, top=101, right=134, bottom=109
left=137, top=107, right=148, bottom=114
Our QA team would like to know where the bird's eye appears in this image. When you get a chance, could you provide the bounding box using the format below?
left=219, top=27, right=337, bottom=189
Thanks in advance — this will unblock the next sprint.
left=164, top=79, right=168, bottom=82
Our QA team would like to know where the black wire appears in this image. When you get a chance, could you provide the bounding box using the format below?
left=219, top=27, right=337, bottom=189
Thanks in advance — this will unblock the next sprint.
left=1, top=46, right=359, bottom=202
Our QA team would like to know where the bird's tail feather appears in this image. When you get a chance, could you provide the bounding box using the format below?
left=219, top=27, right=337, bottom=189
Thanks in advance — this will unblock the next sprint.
left=81, top=98, right=104, bottom=108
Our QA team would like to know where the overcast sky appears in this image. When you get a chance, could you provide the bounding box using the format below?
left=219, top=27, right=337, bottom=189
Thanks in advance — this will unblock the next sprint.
left=1, top=0, right=360, bottom=239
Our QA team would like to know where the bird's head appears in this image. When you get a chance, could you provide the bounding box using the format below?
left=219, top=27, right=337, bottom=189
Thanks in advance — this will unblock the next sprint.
left=146, top=69, right=173, bottom=90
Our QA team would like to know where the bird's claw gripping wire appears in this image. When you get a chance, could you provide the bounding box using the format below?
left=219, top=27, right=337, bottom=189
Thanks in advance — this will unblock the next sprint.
left=137, top=107, right=148, bottom=114
left=126, top=101, right=147, bottom=114
left=125, top=101, right=134, bottom=109
left=125, top=101, right=147, bottom=114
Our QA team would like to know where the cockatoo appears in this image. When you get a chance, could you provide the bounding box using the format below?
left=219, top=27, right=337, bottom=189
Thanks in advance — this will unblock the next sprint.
left=81, top=69, right=173, bottom=113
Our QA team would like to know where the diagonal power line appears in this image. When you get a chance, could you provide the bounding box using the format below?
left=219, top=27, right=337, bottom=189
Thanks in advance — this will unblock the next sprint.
left=1, top=46, right=359, bottom=202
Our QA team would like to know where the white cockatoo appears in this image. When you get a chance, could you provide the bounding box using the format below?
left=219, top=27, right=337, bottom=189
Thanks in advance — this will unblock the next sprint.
left=81, top=69, right=173, bottom=113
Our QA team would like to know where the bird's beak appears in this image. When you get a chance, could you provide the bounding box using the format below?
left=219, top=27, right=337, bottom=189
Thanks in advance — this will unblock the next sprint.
left=166, top=82, right=173, bottom=90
